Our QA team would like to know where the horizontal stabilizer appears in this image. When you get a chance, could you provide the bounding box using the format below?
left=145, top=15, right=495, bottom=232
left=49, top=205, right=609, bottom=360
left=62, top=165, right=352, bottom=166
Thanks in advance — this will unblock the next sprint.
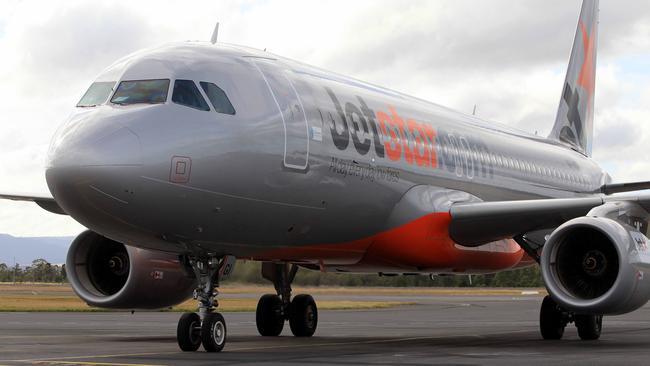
left=601, top=181, right=650, bottom=195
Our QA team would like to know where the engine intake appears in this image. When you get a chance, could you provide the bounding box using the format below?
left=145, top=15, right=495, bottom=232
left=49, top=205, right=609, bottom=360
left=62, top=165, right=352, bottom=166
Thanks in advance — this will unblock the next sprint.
left=554, top=226, right=619, bottom=300
left=66, top=230, right=196, bottom=309
left=541, top=212, right=650, bottom=315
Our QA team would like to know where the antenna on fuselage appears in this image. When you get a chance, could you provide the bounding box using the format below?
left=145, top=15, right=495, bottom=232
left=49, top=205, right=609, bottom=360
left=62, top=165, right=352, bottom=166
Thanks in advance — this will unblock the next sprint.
left=472, top=104, right=477, bottom=116
left=211, top=22, right=220, bottom=44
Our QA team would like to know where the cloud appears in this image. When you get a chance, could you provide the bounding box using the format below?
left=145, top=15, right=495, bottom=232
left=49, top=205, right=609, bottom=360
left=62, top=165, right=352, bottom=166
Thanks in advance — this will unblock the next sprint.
left=0, top=0, right=650, bottom=236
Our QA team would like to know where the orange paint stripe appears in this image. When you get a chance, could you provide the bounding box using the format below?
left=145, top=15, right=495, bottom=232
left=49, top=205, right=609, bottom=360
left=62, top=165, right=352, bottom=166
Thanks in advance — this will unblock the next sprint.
left=253, top=213, right=524, bottom=272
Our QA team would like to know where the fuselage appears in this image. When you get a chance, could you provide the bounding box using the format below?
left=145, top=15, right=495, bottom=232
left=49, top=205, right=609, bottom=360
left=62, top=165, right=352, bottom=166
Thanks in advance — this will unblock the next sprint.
left=45, top=42, right=608, bottom=274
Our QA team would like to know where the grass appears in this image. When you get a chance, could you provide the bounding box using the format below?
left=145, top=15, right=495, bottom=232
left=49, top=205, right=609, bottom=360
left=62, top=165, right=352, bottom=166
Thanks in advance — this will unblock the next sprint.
left=0, top=283, right=415, bottom=312
left=0, top=296, right=412, bottom=312
left=216, top=285, right=547, bottom=296
left=0, top=283, right=545, bottom=312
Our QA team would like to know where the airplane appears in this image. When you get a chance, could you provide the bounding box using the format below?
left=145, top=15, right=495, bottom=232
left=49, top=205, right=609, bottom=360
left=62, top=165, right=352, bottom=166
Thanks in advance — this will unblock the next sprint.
left=2, top=0, right=650, bottom=353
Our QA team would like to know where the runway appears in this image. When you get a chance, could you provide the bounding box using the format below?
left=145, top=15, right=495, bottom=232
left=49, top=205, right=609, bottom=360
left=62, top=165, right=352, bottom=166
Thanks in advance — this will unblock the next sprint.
left=1, top=293, right=649, bottom=365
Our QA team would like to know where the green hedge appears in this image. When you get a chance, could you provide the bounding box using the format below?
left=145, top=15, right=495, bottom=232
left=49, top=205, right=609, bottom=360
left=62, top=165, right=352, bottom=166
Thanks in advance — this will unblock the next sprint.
left=225, top=260, right=544, bottom=287
left=1, top=258, right=543, bottom=287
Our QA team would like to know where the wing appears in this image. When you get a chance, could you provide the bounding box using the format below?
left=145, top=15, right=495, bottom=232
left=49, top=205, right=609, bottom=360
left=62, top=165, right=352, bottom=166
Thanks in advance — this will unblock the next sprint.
left=0, top=193, right=67, bottom=215
left=449, top=180, right=650, bottom=248
left=449, top=196, right=604, bottom=246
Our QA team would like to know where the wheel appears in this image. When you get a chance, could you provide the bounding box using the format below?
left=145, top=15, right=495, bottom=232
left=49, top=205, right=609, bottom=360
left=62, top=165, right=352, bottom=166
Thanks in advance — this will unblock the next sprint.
left=177, top=312, right=201, bottom=352
left=201, top=312, right=227, bottom=352
left=289, top=294, right=318, bottom=337
left=575, top=314, right=602, bottom=340
left=256, top=294, right=285, bottom=336
left=540, top=295, right=566, bottom=340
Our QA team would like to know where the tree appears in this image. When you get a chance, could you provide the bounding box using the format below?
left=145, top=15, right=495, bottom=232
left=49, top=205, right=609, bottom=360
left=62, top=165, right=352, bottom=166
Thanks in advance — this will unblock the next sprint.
left=0, top=263, right=9, bottom=282
left=12, top=263, right=22, bottom=283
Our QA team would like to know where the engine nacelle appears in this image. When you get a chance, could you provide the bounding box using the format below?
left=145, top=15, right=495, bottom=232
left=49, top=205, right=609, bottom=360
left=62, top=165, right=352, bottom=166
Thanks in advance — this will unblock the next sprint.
left=66, top=230, right=196, bottom=309
left=541, top=202, right=650, bottom=315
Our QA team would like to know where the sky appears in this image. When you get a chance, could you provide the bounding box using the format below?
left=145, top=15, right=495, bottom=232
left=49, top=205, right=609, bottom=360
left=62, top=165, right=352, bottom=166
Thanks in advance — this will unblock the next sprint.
left=0, top=0, right=649, bottom=237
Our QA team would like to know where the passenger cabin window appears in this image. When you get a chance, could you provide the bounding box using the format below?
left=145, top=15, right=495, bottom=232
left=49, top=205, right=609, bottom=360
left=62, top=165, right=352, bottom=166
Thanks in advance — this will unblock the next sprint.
left=77, top=81, right=115, bottom=107
left=200, top=82, right=236, bottom=115
left=111, top=79, right=169, bottom=105
left=172, top=80, right=210, bottom=111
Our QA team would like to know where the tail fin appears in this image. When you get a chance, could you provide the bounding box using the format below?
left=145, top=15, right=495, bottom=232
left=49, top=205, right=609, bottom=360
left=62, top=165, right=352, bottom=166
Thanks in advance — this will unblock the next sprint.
left=549, top=0, right=599, bottom=156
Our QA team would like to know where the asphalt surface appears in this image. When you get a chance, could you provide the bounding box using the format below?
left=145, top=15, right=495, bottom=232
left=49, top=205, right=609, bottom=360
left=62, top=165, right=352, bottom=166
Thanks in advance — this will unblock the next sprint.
left=1, top=294, right=649, bottom=365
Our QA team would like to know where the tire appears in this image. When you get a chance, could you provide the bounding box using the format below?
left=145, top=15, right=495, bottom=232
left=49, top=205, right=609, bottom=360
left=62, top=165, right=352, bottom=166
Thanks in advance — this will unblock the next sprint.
left=201, top=312, right=227, bottom=352
left=289, top=294, right=318, bottom=337
left=540, top=295, right=565, bottom=340
left=256, top=294, right=285, bottom=336
left=177, top=312, right=201, bottom=352
left=575, top=314, right=602, bottom=340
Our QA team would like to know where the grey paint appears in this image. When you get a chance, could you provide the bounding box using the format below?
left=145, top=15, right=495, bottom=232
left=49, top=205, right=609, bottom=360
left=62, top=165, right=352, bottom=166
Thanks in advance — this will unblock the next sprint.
left=449, top=196, right=605, bottom=246
left=43, top=41, right=606, bottom=263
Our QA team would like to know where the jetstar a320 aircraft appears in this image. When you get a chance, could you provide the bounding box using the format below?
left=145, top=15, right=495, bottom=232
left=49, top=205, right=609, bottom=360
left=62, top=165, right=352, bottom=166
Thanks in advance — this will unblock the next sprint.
left=3, top=0, right=650, bottom=352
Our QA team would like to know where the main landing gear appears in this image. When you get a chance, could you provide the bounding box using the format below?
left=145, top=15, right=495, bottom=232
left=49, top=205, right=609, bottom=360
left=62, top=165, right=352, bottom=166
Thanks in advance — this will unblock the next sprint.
left=177, top=256, right=228, bottom=352
left=539, top=295, right=603, bottom=340
left=256, top=263, right=318, bottom=337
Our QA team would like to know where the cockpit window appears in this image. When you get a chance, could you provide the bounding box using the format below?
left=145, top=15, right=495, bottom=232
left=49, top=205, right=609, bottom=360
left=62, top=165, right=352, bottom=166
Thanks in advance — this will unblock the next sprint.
left=172, top=80, right=210, bottom=111
left=111, top=79, right=169, bottom=105
left=200, top=82, right=236, bottom=115
left=77, top=81, right=115, bottom=107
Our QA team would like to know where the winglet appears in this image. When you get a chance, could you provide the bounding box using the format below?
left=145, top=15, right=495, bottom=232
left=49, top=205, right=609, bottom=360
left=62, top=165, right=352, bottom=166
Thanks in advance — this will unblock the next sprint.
left=548, top=0, right=599, bottom=156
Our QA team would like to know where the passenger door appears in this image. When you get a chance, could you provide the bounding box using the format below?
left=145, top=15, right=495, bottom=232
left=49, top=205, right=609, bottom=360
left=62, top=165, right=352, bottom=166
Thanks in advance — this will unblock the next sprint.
left=251, top=58, right=310, bottom=171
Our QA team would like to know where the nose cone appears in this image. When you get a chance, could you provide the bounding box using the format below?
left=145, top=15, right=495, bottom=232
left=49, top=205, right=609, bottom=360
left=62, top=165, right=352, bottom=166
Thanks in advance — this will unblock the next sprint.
left=46, top=111, right=143, bottom=230
left=47, top=110, right=142, bottom=169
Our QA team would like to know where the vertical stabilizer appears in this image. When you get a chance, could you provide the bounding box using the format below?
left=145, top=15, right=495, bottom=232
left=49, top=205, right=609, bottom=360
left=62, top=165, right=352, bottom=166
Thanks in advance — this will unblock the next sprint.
left=549, top=0, right=599, bottom=156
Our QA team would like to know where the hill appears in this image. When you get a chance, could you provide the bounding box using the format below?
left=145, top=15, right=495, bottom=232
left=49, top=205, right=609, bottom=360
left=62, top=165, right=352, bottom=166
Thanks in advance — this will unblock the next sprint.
left=0, top=234, right=73, bottom=266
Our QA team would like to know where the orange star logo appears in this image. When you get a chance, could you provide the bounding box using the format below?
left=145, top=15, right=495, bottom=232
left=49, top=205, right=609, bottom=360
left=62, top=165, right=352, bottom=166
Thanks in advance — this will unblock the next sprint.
left=576, top=21, right=596, bottom=102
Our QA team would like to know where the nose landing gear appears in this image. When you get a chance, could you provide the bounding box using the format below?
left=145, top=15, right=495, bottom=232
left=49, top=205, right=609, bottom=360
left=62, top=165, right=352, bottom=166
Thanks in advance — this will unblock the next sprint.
left=255, top=263, right=318, bottom=337
left=176, top=256, right=229, bottom=352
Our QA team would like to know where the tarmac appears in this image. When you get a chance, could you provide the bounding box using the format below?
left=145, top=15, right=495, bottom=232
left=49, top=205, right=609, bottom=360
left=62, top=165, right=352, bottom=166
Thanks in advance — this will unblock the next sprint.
left=1, top=293, right=649, bottom=365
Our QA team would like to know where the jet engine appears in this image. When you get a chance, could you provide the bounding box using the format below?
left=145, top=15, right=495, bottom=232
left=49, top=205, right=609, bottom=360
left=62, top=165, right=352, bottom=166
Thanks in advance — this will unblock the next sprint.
left=66, top=230, right=196, bottom=309
left=541, top=202, right=650, bottom=315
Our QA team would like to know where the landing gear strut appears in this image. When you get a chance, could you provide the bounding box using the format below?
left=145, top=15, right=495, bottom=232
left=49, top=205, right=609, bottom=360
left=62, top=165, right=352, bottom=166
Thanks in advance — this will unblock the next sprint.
left=176, top=256, right=228, bottom=352
left=539, top=295, right=602, bottom=340
left=256, top=263, right=318, bottom=337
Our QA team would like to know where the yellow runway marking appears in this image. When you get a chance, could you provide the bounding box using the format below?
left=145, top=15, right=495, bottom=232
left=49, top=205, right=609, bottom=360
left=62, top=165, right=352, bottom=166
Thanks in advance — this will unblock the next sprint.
left=6, top=352, right=176, bottom=363
left=228, top=336, right=450, bottom=352
left=30, top=362, right=165, bottom=366
left=0, top=335, right=158, bottom=340
left=0, top=338, right=437, bottom=364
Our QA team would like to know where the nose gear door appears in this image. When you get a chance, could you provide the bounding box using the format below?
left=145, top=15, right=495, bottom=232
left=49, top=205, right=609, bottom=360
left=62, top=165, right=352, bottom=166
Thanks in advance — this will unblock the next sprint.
left=251, top=58, right=310, bottom=171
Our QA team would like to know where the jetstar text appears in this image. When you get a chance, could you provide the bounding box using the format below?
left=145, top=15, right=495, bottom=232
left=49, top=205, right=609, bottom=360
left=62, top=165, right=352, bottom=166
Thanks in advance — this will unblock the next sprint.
left=325, top=87, right=493, bottom=180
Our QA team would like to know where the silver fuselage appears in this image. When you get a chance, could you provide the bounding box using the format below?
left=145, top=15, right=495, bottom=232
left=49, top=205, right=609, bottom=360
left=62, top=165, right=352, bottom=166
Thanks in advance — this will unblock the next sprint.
left=45, top=42, right=606, bottom=273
